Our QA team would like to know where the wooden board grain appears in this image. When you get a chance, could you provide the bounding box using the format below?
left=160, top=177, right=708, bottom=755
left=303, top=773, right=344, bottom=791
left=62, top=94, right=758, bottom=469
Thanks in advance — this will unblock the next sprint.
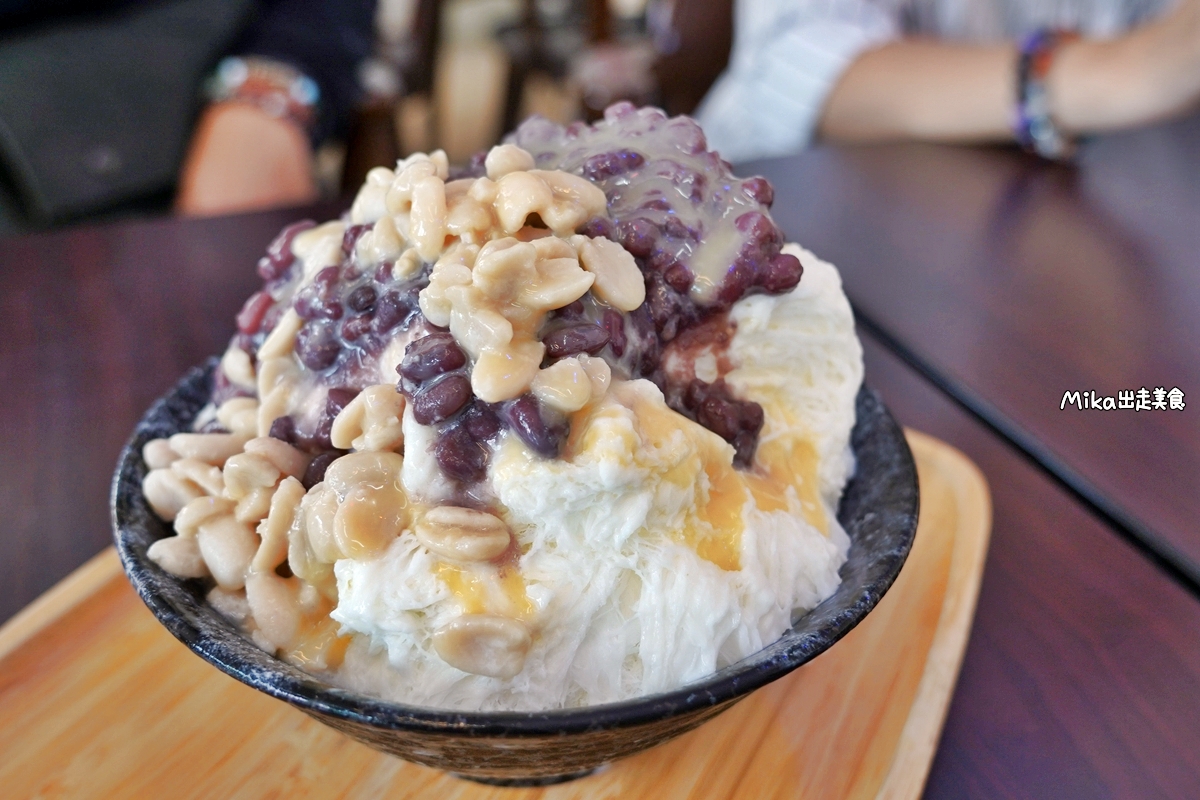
left=0, top=430, right=989, bottom=800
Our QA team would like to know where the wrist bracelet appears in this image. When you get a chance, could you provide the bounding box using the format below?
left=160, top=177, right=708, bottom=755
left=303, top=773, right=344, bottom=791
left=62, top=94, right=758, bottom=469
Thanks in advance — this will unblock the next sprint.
left=206, top=56, right=321, bottom=134
left=1014, top=29, right=1076, bottom=160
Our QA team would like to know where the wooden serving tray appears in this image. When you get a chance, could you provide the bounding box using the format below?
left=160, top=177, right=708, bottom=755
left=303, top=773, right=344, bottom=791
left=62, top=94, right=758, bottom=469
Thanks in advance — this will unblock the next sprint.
left=0, top=430, right=990, bottom=799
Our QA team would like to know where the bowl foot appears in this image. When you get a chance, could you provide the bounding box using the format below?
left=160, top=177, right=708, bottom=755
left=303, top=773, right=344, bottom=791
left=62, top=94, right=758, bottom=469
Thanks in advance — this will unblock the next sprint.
left=454, top=766, right=601, bottom=786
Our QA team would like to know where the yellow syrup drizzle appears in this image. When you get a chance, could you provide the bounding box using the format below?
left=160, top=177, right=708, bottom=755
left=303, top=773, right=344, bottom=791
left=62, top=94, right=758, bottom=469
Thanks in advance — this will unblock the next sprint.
left=436, top=562, right=535, bottom=620
left=284, top=590, right=352, bottom=670
left=689, top=461, right=747, bottom=571
left=744, top=436, right=827, bottom=536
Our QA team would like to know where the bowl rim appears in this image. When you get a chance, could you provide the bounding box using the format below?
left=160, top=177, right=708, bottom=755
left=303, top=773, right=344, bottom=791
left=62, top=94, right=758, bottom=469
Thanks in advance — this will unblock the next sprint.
left=112, top=360, right=919, bottom=737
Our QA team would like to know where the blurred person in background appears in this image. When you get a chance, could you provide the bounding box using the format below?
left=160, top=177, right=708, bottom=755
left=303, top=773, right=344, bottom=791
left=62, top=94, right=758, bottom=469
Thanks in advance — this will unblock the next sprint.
left=695, top=0, right=1200, bottom=162
left=0, top=0, right=374, bottom=234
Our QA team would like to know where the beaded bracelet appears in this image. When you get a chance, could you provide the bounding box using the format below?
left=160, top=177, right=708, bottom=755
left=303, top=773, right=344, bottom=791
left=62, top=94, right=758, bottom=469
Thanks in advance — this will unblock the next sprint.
left=1014, top=29, right=1076, bottom=160
left=206, top=56, right=321, bottom=135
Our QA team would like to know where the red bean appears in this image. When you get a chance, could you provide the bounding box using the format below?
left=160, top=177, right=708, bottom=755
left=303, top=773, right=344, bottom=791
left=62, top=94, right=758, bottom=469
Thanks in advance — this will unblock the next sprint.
left=258, top=220, right=315, bottom=281
left=269, top=415, right=298, bottom=444
left=296, top=321, right=342, bottom=370
left=543, top=323, right=610, bottom=359
left=435, top=425, right=488, bottom=482
left=582, top=149, right=645, bottom=181
left=618, top=219, right=657, bottom=258
left=412, top=374, right=472, bottom=425
left=400, top=333, right=467, bottom=384
left=603, top=309, right=627, bottom=356
left=342, top=224, right=372, bottom=255
left=347, top=285, right=377, bottom=313
left=236, top=291, right=274, bottom=335
left=759, top=253, right=803, bottom=294
left=741, top=177, right=774, bottom=207
left=303, top=451, right=344, bottom=489
left=504, top=395, right=566, bottom=458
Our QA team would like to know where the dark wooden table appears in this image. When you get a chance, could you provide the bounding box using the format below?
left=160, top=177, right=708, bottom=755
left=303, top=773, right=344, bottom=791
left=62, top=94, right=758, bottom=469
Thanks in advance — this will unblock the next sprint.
left=3, top=125, right=1200, bottom=796
left=754, top=113, right=1200, bottom=587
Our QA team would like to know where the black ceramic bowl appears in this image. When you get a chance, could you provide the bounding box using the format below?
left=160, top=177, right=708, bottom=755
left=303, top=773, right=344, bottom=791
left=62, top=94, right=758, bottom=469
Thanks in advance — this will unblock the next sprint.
left=112, top=361, right=919, bottom=785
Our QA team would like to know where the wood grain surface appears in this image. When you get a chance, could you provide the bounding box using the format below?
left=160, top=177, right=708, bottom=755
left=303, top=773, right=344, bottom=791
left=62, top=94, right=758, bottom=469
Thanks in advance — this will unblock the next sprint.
left=0, top=432, right=988, bottom=800
left=753, top=114, right=1200, bottom=578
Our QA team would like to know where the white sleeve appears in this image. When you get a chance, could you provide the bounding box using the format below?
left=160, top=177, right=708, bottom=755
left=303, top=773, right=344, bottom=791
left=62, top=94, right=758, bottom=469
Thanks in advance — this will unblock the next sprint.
left=695, top=0, right=900, bottom=163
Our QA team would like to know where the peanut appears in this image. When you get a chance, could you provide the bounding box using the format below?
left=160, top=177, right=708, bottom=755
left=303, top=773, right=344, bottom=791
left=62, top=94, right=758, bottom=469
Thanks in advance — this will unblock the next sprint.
left=174, top=495, right=235, bottom=538
left=448, top=286, right=514, bottom=358
left=349, top=166, right=395, bottom=225
left=485, top=144, right=536, bottom=180
left=410, top=174, right=448, bottom=262
left=170, top=457, right=225, bottom=497
left=415, top=506, right=512, bottom=562
left=223, top=452, right=281, bottom=500
left=168, top=432, right=250, bottom=466
left=471, top=238, right=537, bottom=302
left=432, top=614, right=531, bottom=680
left=216, top=397, right=259, bottom=437
left=577, top=354, right=612, bottom=398
left=334, top=482, right=408, bottom=559
left=322, top=451, right=405, bottom=499
left=330, top=384, right=405, bottom=452
left=471, top=340, right=545, bottom=403
left=495, top=171, right=554, bottom=233
left=147, top=535, right=210, bottom=579
left=571, top=235, right=645, bottom=311
left=257, top=308, right=304, bottom=360
left=143, top=469, right=204, bottom=521
left=254, top=476, right=304, bottom=572
left=298, top=484, right=341, bottom=565
left=245, top=436, right=311, bottom=479
left=220, top=345, right=256, bottom=391
left=520, top=253, right=594, bottom=311
left=530, top=357, right=593, bottom=412
left=197, top=515, right=258, bottom=590
left=357, top=215, right=404, bottom=265
left=234, top=486, right=275, bottom=524
left=142, top=438, right=178, bottom=470
left=245, top=572, right=301, bottom=650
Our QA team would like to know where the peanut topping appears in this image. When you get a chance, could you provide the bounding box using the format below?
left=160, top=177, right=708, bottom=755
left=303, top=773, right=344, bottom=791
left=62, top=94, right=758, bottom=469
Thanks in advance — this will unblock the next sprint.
left=333, top=482, right=408, bottom=559
left=330, top=385, right=405, bottom=452
left=485, top=143, right=536, bottom=179
left=471, top=340, right=546, bottom=403
left=570, top=234, right=646, bottom=311
left=415, top=506, right=512, bottom=562
left=531, top=357, right=593, bottom=413
left=432, top=614, right=532, bottom=679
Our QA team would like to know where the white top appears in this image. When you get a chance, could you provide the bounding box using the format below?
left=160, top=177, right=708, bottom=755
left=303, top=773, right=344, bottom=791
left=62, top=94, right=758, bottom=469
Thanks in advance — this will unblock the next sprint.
left=694, top=0, right=1172, bottom=162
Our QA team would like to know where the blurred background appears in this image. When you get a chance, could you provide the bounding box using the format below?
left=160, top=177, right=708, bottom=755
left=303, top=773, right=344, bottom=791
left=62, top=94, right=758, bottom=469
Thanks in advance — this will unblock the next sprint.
left=0, top=0, right=729, bottom=234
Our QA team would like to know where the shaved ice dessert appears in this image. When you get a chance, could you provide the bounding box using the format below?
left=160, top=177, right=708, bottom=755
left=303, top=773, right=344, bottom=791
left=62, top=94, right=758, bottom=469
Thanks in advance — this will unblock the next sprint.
left=141, top=103, right=863, bottom=711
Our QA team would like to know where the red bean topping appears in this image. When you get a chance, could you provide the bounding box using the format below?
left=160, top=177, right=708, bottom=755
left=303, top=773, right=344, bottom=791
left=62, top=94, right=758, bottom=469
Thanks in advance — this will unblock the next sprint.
left=435, top=424, right=488, bottom=483
left=504, top=394, right=566, bottom=458
left=236, top=291, right=275, bottom=335
left=602, top=309, right=627, bottom=357
left=543, top=322, right=611, bottom=359
left=257, top=220, right=315, bottom=281
left=463, top=402, right=502, bottom=442
left=303, top=451, right=344, bottom=489
left=296, top=321, right=342, bottom=370
left=413, top=374, right=473, bottom=425
left=741, top=177, right=774, bottom=207
left=759, top=253, right=803, bottom=294
left=400, top=332, right=467, bottom=384
left=269, top=415, right=298, bottom=444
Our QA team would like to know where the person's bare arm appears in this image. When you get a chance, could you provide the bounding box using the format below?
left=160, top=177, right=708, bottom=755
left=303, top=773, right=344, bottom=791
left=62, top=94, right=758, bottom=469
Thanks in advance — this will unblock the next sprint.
left=176, top=102, right=318, bottom=217
left=819, top=0, right=1200, bottom=144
